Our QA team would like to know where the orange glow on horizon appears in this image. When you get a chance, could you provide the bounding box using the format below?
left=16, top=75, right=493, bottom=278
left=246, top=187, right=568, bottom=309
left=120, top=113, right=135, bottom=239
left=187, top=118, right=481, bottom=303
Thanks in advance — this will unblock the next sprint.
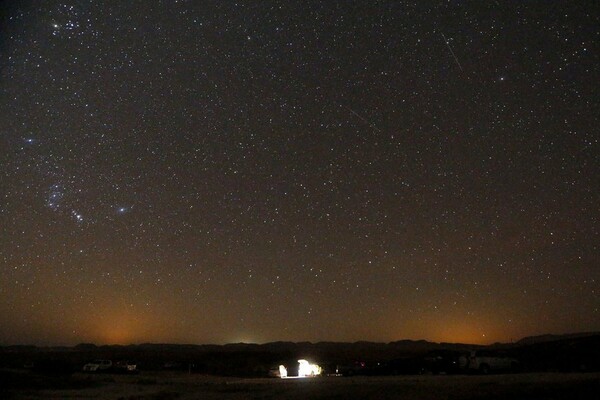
left=83, top=310, right=152, bottom=345
left=424, top=322, right=504, bottom=345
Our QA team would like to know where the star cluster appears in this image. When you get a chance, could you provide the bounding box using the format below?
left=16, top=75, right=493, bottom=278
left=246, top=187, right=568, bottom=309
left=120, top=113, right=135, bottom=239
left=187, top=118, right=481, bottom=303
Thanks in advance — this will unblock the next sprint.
left=0, top=1, right=598, bottom=345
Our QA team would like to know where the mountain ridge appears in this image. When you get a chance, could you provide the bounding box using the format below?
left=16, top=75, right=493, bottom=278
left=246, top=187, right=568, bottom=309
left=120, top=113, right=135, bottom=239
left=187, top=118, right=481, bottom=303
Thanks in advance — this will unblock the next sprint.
left=2, top=331, right=598, bottom=351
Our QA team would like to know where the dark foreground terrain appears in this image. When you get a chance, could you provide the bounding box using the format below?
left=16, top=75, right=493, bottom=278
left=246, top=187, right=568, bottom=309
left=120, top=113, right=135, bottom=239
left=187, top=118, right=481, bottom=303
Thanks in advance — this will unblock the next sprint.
left=1, top=369, right=599, bottom=400
left=2, top=334, right=599, bottom=398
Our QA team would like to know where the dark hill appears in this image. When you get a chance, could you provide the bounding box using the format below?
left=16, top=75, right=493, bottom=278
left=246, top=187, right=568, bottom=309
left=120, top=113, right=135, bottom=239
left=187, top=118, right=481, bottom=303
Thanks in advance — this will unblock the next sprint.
left=516, top=331, right=600, bottom=345
left=1, top=333, right=599, bottom=376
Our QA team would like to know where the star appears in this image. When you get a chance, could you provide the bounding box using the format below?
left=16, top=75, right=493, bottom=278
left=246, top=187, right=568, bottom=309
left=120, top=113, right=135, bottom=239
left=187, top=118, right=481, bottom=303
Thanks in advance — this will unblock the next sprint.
left=71, top=211, right=83, bottom=222
left=0, top=0, right=597, bottom=348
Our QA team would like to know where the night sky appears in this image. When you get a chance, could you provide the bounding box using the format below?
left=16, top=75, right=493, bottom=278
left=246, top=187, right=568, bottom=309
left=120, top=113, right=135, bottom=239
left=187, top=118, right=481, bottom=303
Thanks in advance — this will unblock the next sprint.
left=1, top=1, right=598, bottom=346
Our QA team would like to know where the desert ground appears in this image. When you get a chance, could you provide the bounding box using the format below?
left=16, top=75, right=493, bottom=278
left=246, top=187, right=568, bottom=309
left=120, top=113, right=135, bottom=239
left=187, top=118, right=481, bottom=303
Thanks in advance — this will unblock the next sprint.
left=2, top=370, right=599, bottom=400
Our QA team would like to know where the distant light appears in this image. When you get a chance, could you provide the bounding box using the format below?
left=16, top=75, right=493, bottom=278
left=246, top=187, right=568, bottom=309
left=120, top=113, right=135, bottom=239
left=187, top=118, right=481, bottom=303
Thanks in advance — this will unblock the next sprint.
left=279, top=365, right=287, bottom=378
left=279, top=360, right=321, bottom=379
left=297, top=360, right=322, bottom=378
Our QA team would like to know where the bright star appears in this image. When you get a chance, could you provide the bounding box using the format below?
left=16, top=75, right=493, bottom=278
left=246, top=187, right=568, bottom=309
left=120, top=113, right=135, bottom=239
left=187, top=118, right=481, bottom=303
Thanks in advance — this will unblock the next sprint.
left=72, top=211, right=83, bottom=222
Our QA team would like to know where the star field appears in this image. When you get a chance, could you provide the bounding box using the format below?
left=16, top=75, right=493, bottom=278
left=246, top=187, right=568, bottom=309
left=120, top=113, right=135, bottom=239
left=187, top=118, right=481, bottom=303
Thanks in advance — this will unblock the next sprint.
left=0, top=1, right=598, bottom=346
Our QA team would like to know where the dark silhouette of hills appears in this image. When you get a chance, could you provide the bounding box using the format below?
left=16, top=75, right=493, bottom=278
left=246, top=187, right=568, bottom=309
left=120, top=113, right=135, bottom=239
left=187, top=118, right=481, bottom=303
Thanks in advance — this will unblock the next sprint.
left=516, top=331, right=600, bottom=345
left=1, top=332, right=598, bottom=376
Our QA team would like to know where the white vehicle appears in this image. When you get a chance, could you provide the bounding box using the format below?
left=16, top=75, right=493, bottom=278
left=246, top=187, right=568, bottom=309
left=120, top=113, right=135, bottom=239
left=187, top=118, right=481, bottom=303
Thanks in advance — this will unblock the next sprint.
left=467, top=350, right=518, bottom=374
left=82, top=359, right=113, bottom=372
left=114, top=361, right=137, bottom=373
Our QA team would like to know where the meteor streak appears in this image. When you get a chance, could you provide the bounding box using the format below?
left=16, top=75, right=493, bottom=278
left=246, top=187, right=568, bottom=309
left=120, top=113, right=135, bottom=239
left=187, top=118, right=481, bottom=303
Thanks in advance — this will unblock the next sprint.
left=441, top=32, right=464, bottom=71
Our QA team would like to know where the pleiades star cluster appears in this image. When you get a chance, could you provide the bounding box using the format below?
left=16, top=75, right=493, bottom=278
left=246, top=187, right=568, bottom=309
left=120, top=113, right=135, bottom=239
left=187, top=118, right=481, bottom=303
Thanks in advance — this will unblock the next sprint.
left=0, top=1, right=598, bottom=345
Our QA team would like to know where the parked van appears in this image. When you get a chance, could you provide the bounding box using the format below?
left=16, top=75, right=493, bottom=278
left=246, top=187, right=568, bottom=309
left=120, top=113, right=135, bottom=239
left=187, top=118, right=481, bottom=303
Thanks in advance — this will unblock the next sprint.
left=467, top=350, right=519, bottom=374
left=82, top=359, right=112, bottom=372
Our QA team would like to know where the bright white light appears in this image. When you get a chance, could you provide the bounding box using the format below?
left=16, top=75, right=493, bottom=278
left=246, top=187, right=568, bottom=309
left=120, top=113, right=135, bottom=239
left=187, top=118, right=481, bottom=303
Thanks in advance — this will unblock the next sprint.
left=279, top=359, right=321, bottom=379
left=297, top=359, right=322, bottom=378
left=279, top=365, right=287, bottom=378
